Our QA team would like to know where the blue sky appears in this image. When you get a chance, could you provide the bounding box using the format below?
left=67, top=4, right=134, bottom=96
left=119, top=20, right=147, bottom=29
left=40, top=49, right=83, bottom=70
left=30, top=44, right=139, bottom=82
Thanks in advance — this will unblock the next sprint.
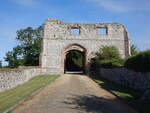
left=0, top=0, right=150, bottom=65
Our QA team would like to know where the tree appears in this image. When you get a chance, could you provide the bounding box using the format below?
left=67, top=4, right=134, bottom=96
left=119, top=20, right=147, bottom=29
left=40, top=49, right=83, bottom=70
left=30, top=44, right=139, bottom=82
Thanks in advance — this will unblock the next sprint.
left=131, top=44, right=139, bottom=55
left=91, top=46, right=123, bottom=69
left=5, top=46, right=24, bottom=68
left=0, top=60, right=2, bottom=68
left=5, top=26, right=43, bottom=68
left=96, top=46, right=121, bottom=60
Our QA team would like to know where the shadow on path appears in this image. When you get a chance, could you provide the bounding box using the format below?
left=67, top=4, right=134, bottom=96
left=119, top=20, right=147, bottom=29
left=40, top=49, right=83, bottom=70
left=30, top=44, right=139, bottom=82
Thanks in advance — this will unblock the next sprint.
left=62, top=94, right=137, bottom=113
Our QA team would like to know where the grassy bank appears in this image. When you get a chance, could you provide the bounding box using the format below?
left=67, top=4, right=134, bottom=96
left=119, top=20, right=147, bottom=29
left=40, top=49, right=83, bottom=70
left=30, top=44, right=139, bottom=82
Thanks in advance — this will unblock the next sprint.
left=90, top=75, right=150, bottom=113
left=0, top=75, right=59, bottom=113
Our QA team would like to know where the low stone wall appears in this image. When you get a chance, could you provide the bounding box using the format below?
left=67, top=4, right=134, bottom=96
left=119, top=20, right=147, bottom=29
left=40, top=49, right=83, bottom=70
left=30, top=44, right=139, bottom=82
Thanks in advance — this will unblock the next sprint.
left=0, top=67, right=43, bottom=92
left=100, top=68, right=150, bottom=91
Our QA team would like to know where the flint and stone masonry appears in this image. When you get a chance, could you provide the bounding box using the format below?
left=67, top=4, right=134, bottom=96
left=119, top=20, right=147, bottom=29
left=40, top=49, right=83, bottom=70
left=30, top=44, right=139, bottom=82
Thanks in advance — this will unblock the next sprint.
left=40, top=18, right=131, bottom=74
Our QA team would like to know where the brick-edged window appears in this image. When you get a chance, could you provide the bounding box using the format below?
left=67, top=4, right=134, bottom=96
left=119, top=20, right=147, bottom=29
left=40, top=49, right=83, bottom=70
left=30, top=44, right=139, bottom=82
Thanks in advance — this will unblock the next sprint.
left=97, top=27, right=107, bottom=35
left=71, top=27, right=80, bottom=35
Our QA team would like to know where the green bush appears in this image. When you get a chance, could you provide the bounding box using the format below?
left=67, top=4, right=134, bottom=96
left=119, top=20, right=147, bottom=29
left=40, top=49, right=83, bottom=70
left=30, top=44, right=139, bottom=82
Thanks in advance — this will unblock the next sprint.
left=100, top=59, right=124, bottom=68
left=124, top=50, right=150, bottom=72
left=96, top=46, right=121, bottom=60
left=90, top=46, right=123, bottom=69
left=131, top=44, right=139, bottom=55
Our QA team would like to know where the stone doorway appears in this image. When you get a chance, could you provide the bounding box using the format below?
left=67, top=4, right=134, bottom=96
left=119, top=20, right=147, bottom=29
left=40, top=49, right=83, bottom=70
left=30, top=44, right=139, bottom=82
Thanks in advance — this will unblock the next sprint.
left=64, top=50, right=85, bottom=74
left=63, top=44, right=87, bottom=74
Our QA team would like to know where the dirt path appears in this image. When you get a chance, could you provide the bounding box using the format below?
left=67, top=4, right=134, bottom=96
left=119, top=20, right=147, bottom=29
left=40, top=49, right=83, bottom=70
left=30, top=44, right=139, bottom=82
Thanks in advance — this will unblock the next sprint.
left=11, top=74, right=138, bottom=113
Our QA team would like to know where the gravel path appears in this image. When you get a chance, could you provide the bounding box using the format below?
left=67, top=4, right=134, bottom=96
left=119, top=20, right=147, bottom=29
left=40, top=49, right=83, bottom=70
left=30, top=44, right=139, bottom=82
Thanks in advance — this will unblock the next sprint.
left=10, top=74, right=138, bottom=113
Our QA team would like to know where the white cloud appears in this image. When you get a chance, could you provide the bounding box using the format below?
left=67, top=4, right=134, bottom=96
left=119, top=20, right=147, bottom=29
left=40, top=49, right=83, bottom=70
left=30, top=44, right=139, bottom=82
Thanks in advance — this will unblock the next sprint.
left=85, top=0, right=150, bottom=13
left=14, top=0, right=40, bottom=7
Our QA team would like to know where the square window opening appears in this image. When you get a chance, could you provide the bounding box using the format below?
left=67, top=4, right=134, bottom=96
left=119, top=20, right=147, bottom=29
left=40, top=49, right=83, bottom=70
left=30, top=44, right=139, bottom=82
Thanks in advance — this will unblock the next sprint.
left=71, top=28, right=80, bottom=35
left=97, top=28, right=107, bottom=35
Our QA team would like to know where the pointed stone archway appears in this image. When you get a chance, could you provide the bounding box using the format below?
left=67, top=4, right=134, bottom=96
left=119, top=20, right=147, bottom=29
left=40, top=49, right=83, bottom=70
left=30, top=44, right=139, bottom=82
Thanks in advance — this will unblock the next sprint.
left=62, top=43, right=87, bottom=74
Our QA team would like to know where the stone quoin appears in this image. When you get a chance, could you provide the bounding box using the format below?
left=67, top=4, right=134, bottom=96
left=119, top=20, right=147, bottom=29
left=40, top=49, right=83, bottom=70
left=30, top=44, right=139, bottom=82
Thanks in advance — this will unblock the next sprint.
left=40, top=18, right=131, bottom=74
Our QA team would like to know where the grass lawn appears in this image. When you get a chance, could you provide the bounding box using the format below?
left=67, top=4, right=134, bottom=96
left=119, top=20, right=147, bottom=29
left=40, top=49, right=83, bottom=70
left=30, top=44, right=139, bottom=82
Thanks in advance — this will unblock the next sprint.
left=90, top=75, right=150, bottom=113
left=0, top=75, right=59, bottom=113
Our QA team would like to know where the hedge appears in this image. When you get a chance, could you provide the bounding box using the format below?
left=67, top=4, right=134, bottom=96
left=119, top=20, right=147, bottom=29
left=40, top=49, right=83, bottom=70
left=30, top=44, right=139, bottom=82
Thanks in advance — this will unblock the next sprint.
left=124, top=50, right=150, bottom=72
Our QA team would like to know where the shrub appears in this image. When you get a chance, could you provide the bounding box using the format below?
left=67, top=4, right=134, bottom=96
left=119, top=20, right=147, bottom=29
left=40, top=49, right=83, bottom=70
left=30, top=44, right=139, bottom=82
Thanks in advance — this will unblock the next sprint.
left=100, top=59, right=124, bottom=68
left=124, top=50, right=150, bottom=72
left=96, top=46, right=121, bottom=60
left=90, top=46, right=123, bottom=69
left=131, top=44, right=139, bottom=55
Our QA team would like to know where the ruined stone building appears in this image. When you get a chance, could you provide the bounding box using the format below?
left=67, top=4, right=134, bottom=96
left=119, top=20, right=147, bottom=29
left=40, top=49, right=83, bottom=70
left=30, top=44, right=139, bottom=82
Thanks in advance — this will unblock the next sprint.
left=40, top=18, right=130, bottom=74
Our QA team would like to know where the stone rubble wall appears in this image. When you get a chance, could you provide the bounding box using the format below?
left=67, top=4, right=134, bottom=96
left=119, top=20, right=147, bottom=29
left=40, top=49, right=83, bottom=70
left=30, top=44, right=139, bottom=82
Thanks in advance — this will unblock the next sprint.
left=100, top=68, right=150, bottom=91
left=0, top=67, right=43, bottom=92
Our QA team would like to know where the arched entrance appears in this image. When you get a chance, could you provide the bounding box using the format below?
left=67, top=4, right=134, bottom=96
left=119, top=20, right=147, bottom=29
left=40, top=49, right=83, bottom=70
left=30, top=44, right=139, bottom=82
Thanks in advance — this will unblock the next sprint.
left=62, top=44, right=87, bottom=74
left=65, top=50, right=85, bottom=72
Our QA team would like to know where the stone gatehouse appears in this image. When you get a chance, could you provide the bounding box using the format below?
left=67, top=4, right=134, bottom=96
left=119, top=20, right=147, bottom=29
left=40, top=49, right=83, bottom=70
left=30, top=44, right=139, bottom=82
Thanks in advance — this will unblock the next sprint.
left=40, top=18, right=130, bottom=74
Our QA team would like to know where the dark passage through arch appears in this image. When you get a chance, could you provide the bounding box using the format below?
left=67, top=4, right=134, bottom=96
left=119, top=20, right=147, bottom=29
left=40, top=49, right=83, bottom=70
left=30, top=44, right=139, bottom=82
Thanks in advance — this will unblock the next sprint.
left=64, top=50, right=85, bottom=73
